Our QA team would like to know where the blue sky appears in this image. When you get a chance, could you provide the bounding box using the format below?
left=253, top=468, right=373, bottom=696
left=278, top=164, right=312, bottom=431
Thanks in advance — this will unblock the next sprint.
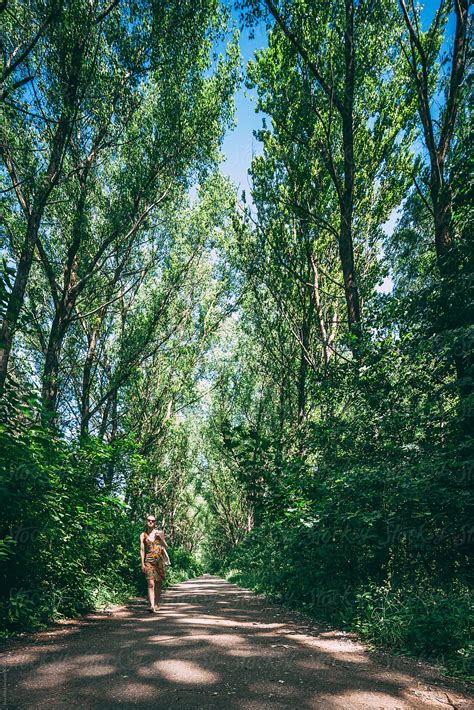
left=220, top=20, right=267, bottom=197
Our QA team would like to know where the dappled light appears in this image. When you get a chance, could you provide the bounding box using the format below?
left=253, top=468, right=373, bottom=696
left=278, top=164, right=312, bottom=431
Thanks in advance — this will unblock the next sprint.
left=1, top=576, right=471, bottom=708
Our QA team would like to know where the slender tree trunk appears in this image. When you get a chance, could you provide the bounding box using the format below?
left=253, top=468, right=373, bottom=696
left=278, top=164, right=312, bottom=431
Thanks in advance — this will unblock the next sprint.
left=41, top=288, right=79, bottom=419
left=168, top=502, right=175, bottom=544
left=265, top=0, right=361, bottom=336
left=103, top=388, right=118, bottom=489
left=80, top=326, right=98, bottom=437
left=432, top=175, right=453, bottom=265
left=311, top=256, right=330, bottom=367
left=277, top=377, right=286, bottom=462
left=430, top=32, right=471, bottom=406
left=0, top=206, right=43, bottom=391
left=99, top=397, right=112, bottom=440
left=41, top=306, right=69, bottom=419
left=339, top=0, right=360, bottom=336
left=339, top=213, right=360, bottom=329
left=247, top=508, right=254, bottom=532
left=297, top=290, right=314, bottom=426
left=41, top=272, right=79, bottom=418
left=41, top=184, right=87, bottom=418
left=433, top=179, right=473, bottom=403
left=297, top=342, right=308, bottom=425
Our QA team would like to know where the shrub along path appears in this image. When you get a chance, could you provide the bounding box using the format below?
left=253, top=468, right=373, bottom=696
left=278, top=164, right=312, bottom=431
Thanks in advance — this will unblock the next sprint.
left=0, top=575, right=472, bottom=709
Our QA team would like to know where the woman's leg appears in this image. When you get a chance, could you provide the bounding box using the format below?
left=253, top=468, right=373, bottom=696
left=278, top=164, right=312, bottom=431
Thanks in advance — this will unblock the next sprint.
left=154, top=579, right=162, bottom=608
left=147, top=578, right=155, bottom=610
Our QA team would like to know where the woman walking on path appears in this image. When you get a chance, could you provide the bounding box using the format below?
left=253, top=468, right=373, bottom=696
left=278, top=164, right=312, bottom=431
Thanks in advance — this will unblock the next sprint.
left=140, top=514, right=167, bottom=612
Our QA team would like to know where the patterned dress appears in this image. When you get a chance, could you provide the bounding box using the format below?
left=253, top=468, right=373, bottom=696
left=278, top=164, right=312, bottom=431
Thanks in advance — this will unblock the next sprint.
left=143, top=533, right=166, bottom=582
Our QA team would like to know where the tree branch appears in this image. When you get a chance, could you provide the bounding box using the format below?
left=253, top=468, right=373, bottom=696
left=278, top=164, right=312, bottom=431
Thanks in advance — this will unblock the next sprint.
left=264, top=0, right=343, bottom=114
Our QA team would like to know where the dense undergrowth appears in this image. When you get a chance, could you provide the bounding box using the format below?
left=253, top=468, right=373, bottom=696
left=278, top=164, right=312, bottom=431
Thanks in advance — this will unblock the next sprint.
left=211, top=510, right=472, bottom=680
left=0, top=393, right=202, bottom=639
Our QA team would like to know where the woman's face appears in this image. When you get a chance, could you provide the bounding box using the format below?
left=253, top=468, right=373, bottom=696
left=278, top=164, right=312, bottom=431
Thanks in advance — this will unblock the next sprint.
left=146, top=516, right=155, bottom=529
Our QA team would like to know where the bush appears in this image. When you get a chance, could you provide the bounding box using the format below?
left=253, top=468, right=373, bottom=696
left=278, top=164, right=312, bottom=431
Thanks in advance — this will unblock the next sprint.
left=351, top=583, right=474, bottom=678
left=211, top=452, right=473, bottom=680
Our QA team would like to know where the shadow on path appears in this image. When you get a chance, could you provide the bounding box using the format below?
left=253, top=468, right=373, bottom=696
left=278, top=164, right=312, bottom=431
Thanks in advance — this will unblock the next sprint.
left=0, top=575, right=472, bottom=709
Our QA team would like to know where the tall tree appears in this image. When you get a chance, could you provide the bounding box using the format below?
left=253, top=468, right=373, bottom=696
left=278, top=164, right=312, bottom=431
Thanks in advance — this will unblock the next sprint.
left=398, top=0, right=472, bottom=401
left=241, top=0, right=413, bottom=340
left=0, top=0, right=115, bottom=393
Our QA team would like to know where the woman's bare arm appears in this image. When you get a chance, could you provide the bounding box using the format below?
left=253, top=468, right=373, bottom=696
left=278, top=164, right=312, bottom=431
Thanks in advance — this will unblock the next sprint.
left=140, top=533, right=145, bottom=567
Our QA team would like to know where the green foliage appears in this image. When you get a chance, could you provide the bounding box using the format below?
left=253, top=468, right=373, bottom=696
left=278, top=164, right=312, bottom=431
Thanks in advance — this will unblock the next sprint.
left=0, top=392, right=201, bottom=634
left=163, top=547, right=203, bottom=587
left=205, top=323, right=473, bottom=676
left=1, top=0, right=236, bottom=642
left=351, top=583, right=473, bottom=679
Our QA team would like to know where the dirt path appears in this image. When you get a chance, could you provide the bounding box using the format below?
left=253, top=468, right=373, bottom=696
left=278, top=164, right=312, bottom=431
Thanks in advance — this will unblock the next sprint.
left=0, top=574, right=472, bottom=709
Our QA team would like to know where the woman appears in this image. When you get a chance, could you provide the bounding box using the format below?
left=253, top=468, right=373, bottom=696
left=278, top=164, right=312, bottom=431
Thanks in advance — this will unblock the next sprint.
left=140, top=514, right=167, bottom=613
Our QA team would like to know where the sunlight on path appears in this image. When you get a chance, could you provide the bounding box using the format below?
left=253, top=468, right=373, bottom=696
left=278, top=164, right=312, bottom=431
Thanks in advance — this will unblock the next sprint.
left=0, top=575, right=472, bottom=709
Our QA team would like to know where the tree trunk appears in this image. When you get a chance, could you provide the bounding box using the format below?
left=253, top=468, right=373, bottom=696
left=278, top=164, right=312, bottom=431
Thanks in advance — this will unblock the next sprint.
left=400, top=0, right=470, bottom=405
left=339, top=0, right=360, bottom=336
left=41, top=184, right=87, bottom=418
left=432, top=175, right=453, bottom=266
left=41, top=285, right=79, bottom=419
left=433, top=183, right=473, bottom=404
left=103, top=388, right=118, bottom=489
left=80, top=326, right=98, bottom=437
left=0, top=206, right=42, bottom=391
left=41, top=305, right=69, bottom=420
left=297, top=289, right=314, bottom=426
